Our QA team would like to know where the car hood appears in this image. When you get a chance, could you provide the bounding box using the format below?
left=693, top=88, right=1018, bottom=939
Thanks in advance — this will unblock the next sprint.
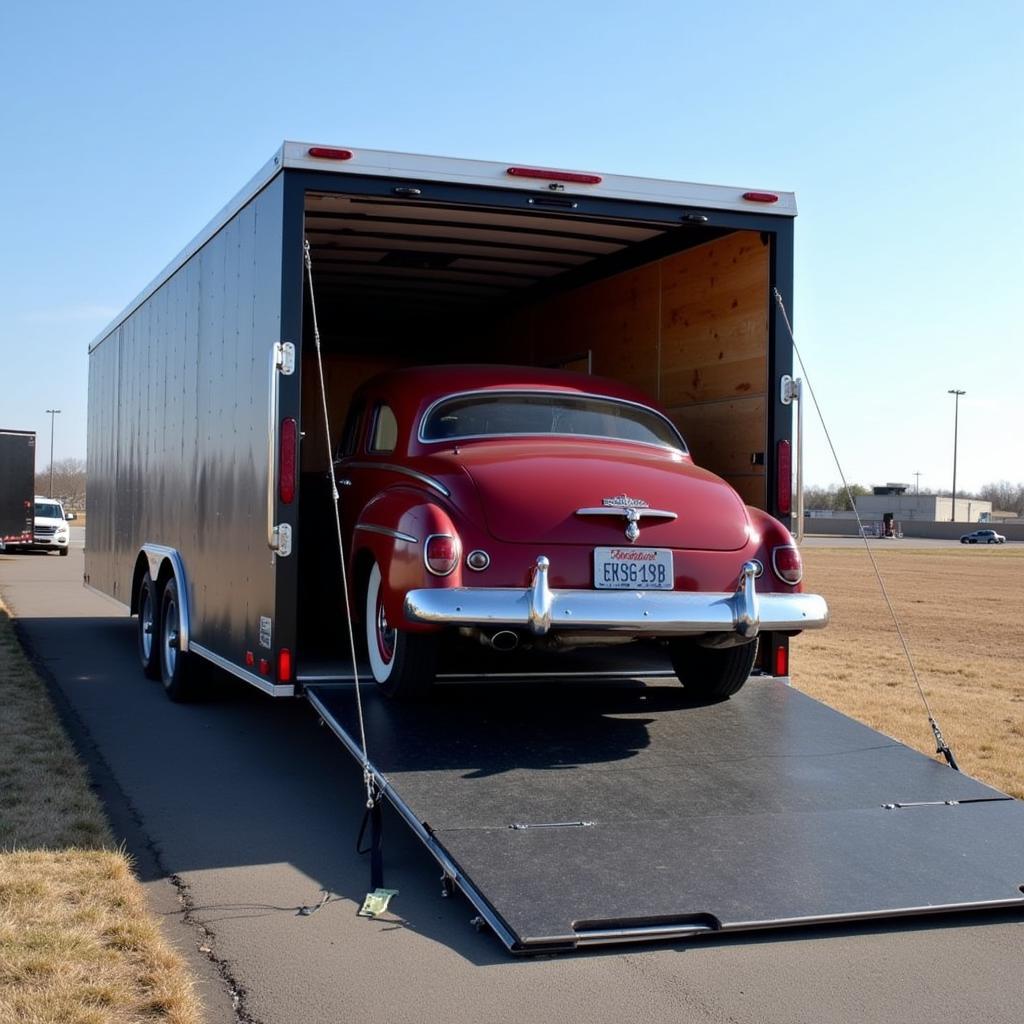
left=437, top=441, right=750, bottom=551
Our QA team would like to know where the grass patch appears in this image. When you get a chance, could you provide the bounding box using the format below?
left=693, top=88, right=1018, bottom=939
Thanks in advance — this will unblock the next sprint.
left=792, top=545, right=1024, bottom=798
left=0, top=599, right=202, bottom=1023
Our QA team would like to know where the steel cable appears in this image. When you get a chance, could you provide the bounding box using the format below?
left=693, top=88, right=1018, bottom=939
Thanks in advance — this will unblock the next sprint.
left=772, top=288, right=959, bottom=770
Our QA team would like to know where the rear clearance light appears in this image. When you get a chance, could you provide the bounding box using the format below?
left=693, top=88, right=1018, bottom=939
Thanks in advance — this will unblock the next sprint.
left=259, top=658, right=271, bottom=676
left=424, top=534, right=460, bottom=576
left=777, top=440, right=792, bottom=516
left=507, top=166, right=602, bottom=185
left=278, top=648, right=292, bottom=683
left=742, top=191, right=779, bottom=203
left=279, top=418, right=297, bottom=504
left=308, top=147, right=353, bottom=160
left=774, top=644, right=788, bottom=677
left=772, top=545, right=803, bottom=586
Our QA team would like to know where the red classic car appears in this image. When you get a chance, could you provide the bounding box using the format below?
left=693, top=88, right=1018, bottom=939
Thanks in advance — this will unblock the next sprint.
left=334, top=366, right=828, bottom=699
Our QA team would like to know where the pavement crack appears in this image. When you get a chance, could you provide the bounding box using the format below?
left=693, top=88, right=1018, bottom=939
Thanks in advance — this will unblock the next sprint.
left=168, top=871, right=262, bottom=1024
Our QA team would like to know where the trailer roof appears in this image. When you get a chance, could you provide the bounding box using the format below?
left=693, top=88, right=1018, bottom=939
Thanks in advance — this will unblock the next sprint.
left=91, top=143, right=796, bottom=350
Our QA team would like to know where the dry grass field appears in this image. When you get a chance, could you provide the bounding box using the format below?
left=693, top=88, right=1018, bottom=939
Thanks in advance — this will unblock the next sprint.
left=0, top=600, right=201, bottom=1024
left=792, top=545, right=1024, bottom=799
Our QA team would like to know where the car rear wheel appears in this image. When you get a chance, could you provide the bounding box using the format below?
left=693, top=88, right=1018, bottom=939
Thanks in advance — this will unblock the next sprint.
left=159, top=578, right=200, bottom=702
left=365, top=561, right=437, bottom=699
left=668, top=638, right=758, bottom=701
left=137, top=571, right=161, bottom=680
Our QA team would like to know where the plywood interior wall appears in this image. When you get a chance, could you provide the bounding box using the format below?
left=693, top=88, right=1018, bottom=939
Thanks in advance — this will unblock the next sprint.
left=483, top=230, right=770, bottom=506
left=300, top=352, right=406, bottom=470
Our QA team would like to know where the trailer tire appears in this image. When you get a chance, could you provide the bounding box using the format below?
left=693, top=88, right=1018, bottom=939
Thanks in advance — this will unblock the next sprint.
left=668, top=638, right=758, bottom=701
left=365, top=561, right=437, bottom=699
left=137, top=571, right=162, bottom=680
left=159, top=577, right=200, bottom=702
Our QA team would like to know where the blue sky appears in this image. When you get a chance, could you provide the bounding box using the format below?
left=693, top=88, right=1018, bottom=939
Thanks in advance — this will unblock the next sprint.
left=2, top=1, right=1021, bottom=492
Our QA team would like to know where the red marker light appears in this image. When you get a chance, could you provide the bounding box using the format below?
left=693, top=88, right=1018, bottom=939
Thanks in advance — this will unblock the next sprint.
left=777, top=440, right=792, bottom=516
left=278, top=648, right=292, bottom=683
left=507, top=166, right=602, bottom=185
left=259, top=658, right=271, bottom=676
left=774, top=644, right=788, bottom=677
left=245, top=651, right=255, bottom=667
left=742, top=191, right=779, bottom=203
left=308, top=147, right=353, bottom=161
left=280, top=418, right=296, bottom=505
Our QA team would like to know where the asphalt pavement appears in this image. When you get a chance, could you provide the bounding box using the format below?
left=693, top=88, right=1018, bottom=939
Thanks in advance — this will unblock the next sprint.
left=2, top=540, right=1023, bottom=1024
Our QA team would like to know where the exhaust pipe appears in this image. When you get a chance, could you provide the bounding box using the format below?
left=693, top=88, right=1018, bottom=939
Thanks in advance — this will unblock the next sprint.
left=489, top=630, right=519, bottom=652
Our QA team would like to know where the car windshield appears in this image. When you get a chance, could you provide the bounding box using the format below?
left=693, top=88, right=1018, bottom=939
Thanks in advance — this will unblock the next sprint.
left=35, top=502, right=63, bottom=519
left=420, top=391, right=686, bottom=452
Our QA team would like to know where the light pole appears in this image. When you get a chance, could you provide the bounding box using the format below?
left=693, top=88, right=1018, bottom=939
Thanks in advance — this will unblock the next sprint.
left=45, top=408, right=61, bottom=498
left=948, top=389, right=965, bottom=522
left=913, top=471, right=921, bottom=495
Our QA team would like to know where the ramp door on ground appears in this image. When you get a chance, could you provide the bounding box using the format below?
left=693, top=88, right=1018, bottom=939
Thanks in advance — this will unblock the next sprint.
left=306, top=678, right=1024, bottom=951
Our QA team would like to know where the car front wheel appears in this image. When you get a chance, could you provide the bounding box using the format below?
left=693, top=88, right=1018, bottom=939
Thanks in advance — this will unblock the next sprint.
left=668, top=638, right=758, bottom=701
left=365, top=561, right=437, bottom=699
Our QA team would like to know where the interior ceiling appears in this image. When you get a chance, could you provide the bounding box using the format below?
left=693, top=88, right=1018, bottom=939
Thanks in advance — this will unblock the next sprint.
left=303, top=192, right=670, bottom=321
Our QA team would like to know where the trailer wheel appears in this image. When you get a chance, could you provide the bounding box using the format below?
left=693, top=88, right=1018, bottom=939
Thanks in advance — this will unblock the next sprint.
left=159, top=577, right=199, bottom=702
left=137, top=571, right=161, bottom=680
left=365, top=562, right=437, bottom=699
left=668, top=639, right=758, bottom=701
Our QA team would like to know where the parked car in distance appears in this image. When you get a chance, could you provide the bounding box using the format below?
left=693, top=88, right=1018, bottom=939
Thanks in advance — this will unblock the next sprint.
left=960, top=529, right=1006, bottom=544
left=333, top=365, right=829, bottom=700
left=8, top=496, right=76, bottom=555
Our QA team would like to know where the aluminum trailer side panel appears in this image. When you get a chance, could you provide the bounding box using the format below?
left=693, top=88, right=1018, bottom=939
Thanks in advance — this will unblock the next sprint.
left=86, top=175, right=288, bottom=672
left=306, top=679, right=1024, bottom=952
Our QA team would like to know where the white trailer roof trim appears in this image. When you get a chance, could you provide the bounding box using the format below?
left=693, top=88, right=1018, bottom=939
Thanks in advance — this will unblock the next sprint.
left=91, top=142, right=796, bottom=351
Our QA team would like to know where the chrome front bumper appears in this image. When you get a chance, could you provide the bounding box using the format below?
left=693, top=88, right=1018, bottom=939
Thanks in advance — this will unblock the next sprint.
left=405, top=557, right=829, bottom=639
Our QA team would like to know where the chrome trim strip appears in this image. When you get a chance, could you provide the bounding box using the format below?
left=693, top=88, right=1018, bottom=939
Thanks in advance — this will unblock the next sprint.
left=576, top=507, right=678, bottom=519
left=304, top=688, right=520, bottom=951
left=355, top=523, right=419, bottom=544
left=344, top=461, right=450, bottom=497
left=416, top=388, right=688, bottom=454
left=190, top=642, right=295, bottom=697
left=405, top=556, right=829, bottom=636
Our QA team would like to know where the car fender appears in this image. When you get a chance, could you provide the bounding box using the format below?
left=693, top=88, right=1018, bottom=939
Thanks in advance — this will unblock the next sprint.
left=745, top=506, right=804, bottom=592
left=353, top=489, right=462, bottom=631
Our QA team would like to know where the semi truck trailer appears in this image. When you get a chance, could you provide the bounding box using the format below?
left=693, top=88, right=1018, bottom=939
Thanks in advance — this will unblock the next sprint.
left=0, top=429, right=35, bottom=550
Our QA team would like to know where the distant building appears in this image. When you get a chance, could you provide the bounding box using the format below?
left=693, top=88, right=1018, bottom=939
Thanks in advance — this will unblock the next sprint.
left=854, top=483, right=991, bottom=523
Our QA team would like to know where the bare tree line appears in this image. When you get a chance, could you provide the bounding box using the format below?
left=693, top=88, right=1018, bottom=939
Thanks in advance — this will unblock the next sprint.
left=35, top=458, right=86, bottom=510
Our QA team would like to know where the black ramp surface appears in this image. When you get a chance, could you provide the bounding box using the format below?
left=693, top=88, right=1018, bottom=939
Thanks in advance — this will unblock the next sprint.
left=308, top=678, right=1024, bottom=949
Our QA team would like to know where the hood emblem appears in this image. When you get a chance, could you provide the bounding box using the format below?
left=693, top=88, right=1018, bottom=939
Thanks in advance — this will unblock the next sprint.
left=575, top=495, right=678, bottom=543
left=602, top=494, right=649, bottom=510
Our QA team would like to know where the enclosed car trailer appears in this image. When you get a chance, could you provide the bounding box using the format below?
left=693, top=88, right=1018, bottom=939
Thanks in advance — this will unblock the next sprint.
left=87, top=144, right=1024, bottom=950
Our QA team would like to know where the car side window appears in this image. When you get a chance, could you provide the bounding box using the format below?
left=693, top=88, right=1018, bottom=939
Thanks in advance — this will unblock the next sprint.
left=369, top=403, right=398, bottom=453
left=337, top=401, right=365, bottom=459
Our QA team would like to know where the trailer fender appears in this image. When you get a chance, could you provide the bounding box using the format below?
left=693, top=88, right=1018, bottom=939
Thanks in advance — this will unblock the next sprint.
left=353, top=492, right=460, bottom=632
left=130, top=545, right=192, bottom=653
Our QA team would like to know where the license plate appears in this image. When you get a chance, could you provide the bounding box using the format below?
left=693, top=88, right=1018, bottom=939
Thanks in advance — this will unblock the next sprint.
left=593, top=548, right=673, bottom=590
